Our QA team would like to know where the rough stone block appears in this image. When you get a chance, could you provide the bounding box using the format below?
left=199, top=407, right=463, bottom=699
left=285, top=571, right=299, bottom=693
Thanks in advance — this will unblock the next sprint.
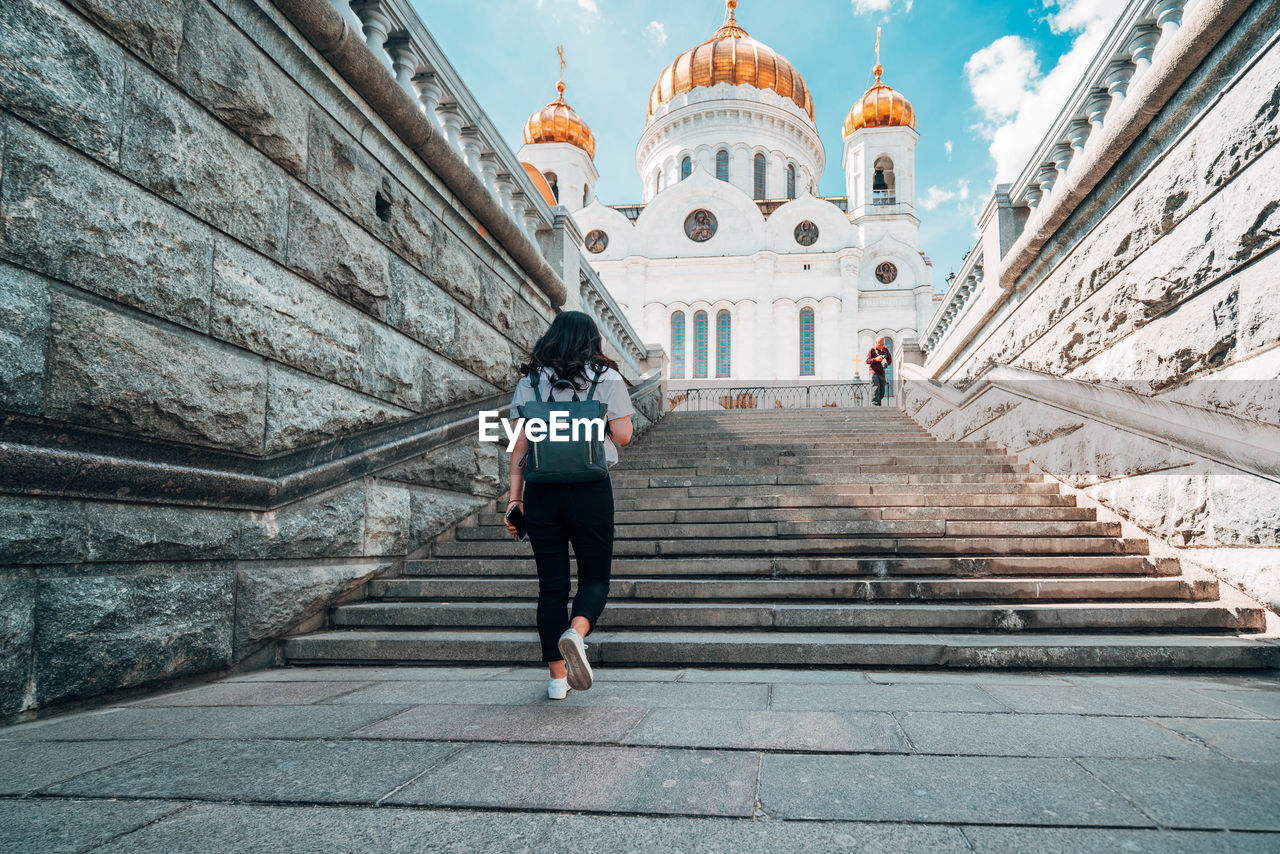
left=178, top=0, right=307, bottom=175
left=450, top=309, right=520, bottom=388
left=377, top=183, right=440, bottom=276
left=0, top=576, right=35, bottom=717
left=65, top=0, right=188, bottom=79
left=121, top=70, right=289, bottom=259
left=1020, top=421, right=1196, bottom=488
left=931, top=388, right=1021, bottom=443
left=1085, top=469, right=1211, bottom=545
left=0, top=261, right=49, bottom=415
left=1159, top=346, right=1280, bottom=426
left=304, top=107, right=385, bottom=231
left=82, top=501, right=243, bottom=562
left=264, top=364, right=411, bottom=453
left=234, top=563, right=383, bottom=652
left=385, top=256, right=457, bottom=354
left=242, top=484, right=366, bottom=560
left=0, top=496, right=88, bottom=564
left=1180, top=547, right=1280, bottom=611
left=0, top=0, right=123, bottom=162
left=44, top=294, right=268, bottom=452
left=408, top=487, right=492, bottom=549
left=285, top=185, right=391, bottom=318
left=364, top=481, right=410, bottom=556
left=381, top=438, right=503, bottom=497
left=1203, top=464, right=1280, bottom=545
left=210, top=239, right=365, bottom=392
left=358, top=321, right=430, bottom=411
left=33, top=571, right=234, bottom=705
left=1, top=124, right=214, bottom=331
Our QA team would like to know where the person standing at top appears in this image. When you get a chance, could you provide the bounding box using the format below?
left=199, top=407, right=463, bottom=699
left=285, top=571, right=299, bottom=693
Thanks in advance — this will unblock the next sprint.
left=867, top=338, right=892, bottom=406
left=505, top=311, right=635, bottom=700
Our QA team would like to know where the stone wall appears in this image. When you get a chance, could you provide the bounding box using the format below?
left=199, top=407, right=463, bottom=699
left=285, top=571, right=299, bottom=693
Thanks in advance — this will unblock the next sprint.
left=0, top=0, right=621, bottom=719
left=909, top=1, right=1280, bottom=610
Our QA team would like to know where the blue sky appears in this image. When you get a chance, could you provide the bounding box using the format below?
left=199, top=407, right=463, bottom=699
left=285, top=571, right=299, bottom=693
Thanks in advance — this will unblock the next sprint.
left=416, top=0, right=1120, bottom=288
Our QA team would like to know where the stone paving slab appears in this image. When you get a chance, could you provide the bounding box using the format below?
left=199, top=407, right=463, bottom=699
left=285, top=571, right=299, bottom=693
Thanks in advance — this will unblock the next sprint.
left=898, top=711, right=1210, bottom=758
left=490, top=667, right=686, bottom=682
left=320, top=679, right=541, bottom=706
left=770, top=683, right=1009, bottom=712
left=623, top=708, right=908, bottom=752
left=0, top=704, right=411, bottom=741
left=863, top=670, right=1072, bottom=685
left=384, top=743, right=761, bottom=817
left=680, top=668, right=871, bottom=683
left=1155, top=717, right=1280, bottom=761
left=1080, top=759, right=1280, bottom=831
left=558, top=681, right=769, bottom=710
left=979, top=684, right=1265, bottom=718
left=226, top=666, right=515, bottom=682
left=351, top=703, right=647, bottom=743
left=45, top=738, right=458, bottom=804
left=1191, top=688, right=1280, bottom=718
left=962, top=825, right=1280, bottom=853
left=131, top=680, right=374, bottom=707
left=759, top=754, right=1153, bottom=825
left=0, top=739, right=178, bottom=795
left=0, top=798, right=186, bottom=854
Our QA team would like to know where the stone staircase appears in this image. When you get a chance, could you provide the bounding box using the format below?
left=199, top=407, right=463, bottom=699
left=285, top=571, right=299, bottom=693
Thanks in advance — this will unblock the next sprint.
left=283, top=409, right=1277, bottom=669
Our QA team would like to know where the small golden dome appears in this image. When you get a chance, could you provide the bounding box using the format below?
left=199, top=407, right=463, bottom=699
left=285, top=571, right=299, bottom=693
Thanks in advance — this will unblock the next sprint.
left=524, top=79, right=596, bottom=159
left=647, top=1, right=814, bottom=123
left=843, top=62, right=916, bottom=136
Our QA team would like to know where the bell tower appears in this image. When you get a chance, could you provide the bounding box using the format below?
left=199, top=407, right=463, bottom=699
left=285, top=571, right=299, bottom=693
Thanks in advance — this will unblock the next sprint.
left=517, top=47, right=599, bottom=212
left=842, top=31, right=918, bottom=220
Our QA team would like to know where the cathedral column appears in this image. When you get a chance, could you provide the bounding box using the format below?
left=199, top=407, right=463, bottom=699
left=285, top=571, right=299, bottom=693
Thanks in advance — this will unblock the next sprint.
left=754, top=254, right=776, bottom=381
left=838, top=250, right=861, bottom=379
left=769, top=152, right=786, bottom=201
left=818, top=298, right=840, bottom=380
left=736, top=301, right=757, bottom=381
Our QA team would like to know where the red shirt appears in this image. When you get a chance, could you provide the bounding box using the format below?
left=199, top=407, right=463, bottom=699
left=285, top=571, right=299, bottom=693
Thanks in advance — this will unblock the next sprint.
left=866, top=347, right=891, bottom=377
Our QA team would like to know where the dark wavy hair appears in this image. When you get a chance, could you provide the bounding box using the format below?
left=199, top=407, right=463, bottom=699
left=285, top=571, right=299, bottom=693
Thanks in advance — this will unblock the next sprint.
left=520, top=311, right=618, bottom=389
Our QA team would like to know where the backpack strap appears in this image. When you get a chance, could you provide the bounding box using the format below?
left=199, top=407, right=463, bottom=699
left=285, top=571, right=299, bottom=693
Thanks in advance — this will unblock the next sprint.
left=551, top=378, right=580, bottom=402
left=528, top=371, right=543, bottom=403
left=585, top=368, right=605, bottom=401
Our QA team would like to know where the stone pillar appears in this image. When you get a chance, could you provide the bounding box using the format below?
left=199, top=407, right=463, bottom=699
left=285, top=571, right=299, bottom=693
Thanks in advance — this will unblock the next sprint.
left=838, top=252, right=860, bottom=379
left=754, top=254, right=776, bottom=380
left=737, top=300, right=758, bottom=382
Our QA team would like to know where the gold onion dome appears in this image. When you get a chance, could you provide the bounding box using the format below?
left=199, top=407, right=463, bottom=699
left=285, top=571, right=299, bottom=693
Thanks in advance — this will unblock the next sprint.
left=647, top=0, right=814, bottom=123
left=843, top=61, right=916, bottom=136
left=524, top=54, right=596, bottom=160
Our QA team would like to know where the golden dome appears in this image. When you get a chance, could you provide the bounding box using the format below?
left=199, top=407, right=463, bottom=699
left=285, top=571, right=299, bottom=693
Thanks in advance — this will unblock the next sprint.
left=843, top=62, right=916, bottom=136
left=646, top=0, right=814, bottom=123
left=524, top=79, right=597, bottom=159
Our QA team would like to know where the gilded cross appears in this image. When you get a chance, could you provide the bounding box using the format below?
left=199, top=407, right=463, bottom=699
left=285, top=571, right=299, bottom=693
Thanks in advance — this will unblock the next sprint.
left=557, top=45, right=565, bottom=83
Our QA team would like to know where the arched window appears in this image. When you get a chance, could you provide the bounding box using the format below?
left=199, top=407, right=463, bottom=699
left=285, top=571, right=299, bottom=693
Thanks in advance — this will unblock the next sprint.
left=583, top=184, right=589, bottom=207
left=653, top=170, right=662, bottom=198
left=681, top=156, right=692, bottom=180
left=786, top=164, right=797, bottom=199
left=669, top=311, right=686, bottom=379
left=873, top=155, right=896, bottom=205
left=753, top=153, right=767, bottom=200
left=882, top=335, right=895, bottom=391
left=715, top=309, right=731, bottom=378
left=544, top=171, right=559, bottom=203
left=715, top=149, right=729, bottom=182
left=692, top=311, right=709, bottom=378
left=799, top=307, right=815, bottom=377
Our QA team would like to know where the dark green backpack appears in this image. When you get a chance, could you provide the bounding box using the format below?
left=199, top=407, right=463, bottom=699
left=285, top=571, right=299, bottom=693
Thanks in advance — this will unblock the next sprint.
left=517, top=370, right=609, bottom=484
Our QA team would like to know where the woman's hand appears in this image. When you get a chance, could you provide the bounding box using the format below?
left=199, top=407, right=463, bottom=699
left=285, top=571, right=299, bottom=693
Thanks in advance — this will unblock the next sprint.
left=504, top=499, right=522, bottom=539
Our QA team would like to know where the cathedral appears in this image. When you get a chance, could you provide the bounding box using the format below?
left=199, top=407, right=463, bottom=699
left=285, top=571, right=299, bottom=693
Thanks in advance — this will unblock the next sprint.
left=517, top=0, right=935, bottom=385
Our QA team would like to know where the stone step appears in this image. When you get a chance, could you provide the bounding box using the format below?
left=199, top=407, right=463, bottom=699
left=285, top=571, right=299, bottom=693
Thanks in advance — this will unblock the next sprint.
left=473, top=505, right=1099, bottom=527
left=430, top=536, right=1147, bottom=558
left=454, top=519, right=1122, bottom=541
left=404, top=555, right=1176, bottom=578
left=617, top=454, right=1023, bottom=469
left=612, top=463, right=1033, bottom=479
left=609, top=491, right=1078, bottom=512
left=282, top=629, right=1280, bottom=669
left=332, top=597, right=1258, bottom=632
left=365, top=575, right=1216, bottom=604
left=617, top=473, right=1046, bottom=489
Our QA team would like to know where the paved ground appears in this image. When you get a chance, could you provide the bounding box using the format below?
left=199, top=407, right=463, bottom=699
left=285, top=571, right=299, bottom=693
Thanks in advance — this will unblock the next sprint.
left=2, top=666, right=1279, bottom=853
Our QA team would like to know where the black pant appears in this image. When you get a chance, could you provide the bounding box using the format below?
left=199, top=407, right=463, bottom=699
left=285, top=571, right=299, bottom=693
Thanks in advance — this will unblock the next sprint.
left=523, top=477, right=614, bottom=662
left=871, top=373, right=887, bottom=406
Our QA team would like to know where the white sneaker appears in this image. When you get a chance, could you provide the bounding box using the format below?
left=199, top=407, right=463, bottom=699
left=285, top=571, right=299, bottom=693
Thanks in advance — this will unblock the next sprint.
left=557, top=628, right=593, bottom=691
left=547, top=677, right=569, bottom=700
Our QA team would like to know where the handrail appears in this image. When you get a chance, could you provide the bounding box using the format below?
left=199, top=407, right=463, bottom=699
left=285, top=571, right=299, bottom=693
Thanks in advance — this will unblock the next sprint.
left=270, top=0, right=567, bottom=307
left=0, top=374, right=668, bottom=511
left=672, top=381, right=877, bottom=411
left=899, top=362, right=1280, bottom=483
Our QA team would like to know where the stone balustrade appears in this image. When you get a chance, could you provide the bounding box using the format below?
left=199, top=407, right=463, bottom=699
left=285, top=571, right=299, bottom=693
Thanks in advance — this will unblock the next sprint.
left=1009, top=0, right=1194, bottom=215
left=330, top=0, right=553, bottom=242
left=922, top=248, right=983, bottom=354
left=578, top=264, right=649, bottom=379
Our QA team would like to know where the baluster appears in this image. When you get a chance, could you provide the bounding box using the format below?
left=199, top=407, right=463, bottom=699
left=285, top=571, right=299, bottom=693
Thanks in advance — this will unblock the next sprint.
left=510, top=191, right=530, bottom=234
left=1036, top=163, right=1059, bottom=198
left=458, top=126, right=483, bottom=171
left=1052, top=142, right=1075, bottom=183
left=328, top=0, right=364, bottom=33
left=387, top=39, right=418, bottom=96
left=412, top=71, right=443, bottom=126
left=1023, top=182, right=1043, bottom=210
left=1151, top=0, right=1186, bottom=48
left=1067, top=118, right=1092, bottom=154
left=1126, top=25, right=1161, bottom=82
left=435, top=102, right=464, bottom=150
left=1084, top=89, right=1111, bottom=134
left=494, top=173, right=515, bottom=215
left=350, top=1, right=394, bottom=69
left=1103, top=58, right=1136, bottom=114
left=477, top=152, right=500, bottom=193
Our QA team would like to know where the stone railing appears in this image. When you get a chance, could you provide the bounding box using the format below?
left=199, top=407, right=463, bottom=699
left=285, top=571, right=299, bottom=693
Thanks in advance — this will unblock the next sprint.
left=922, top=247, right=983, bottom=354
left=330, top=0, right=555, bottom=240
left=1005, top=0, right=1195, bottom=220
left=578, top=263, right=649, bottom=379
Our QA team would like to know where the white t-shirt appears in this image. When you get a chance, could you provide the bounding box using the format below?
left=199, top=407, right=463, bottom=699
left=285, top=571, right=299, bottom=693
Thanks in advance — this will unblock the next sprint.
left=509, top=367, right=635, bottom=466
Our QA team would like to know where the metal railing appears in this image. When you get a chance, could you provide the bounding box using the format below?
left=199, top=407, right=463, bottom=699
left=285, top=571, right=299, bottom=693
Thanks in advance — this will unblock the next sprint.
left=670, top=382, right=881, bottom=411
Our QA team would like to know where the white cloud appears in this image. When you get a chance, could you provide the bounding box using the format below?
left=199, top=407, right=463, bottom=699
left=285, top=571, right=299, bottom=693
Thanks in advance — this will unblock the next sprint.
left=644, top=20, right=667, bottom=46
left=576, top=0, right=598, bottom=13
left=851, top=0, right=912, bottom=17
left=965, top=0, right=1121, bottom=179
left=944, top=140, right=953, bottom=157
left=920, top=179, right=971, bottom=211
